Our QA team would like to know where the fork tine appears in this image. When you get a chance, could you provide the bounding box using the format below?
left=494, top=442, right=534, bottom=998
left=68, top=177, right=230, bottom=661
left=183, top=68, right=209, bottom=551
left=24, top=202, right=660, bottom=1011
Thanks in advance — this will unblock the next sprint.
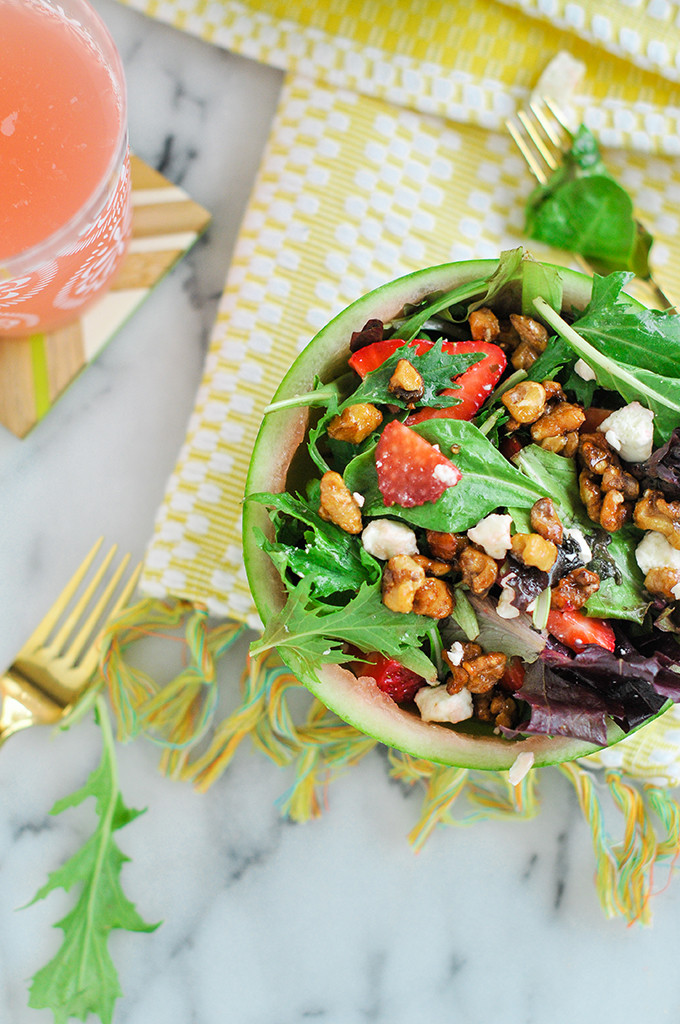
left=48, top=543, right=118, bottom=657
left=18, top=537, right=105, bottom=655
left=506, top=117, right=550, bottom=184
left=517, top=108, right=560, bottom=173
left=62, top=550, right=131, bottom=665
left=530, top=97, right=568, bottom=150
left=77, top=560, right=142, bottom=679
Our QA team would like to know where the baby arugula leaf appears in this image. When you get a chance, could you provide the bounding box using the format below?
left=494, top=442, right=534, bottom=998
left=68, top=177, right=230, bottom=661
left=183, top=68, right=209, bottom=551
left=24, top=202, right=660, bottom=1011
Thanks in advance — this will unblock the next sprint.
left=571, top=272, right=680, bottom=377
left=340, top=338, right=483, bottom=411
left=525, top=125, right=653, bottom=278
left=249, top=577, right=437, bottom=682
left=535, top=296, right=680, bottom=444
left=248, top=491, right=381, bottom=598
left=26, top=698, right=158, bottom=1024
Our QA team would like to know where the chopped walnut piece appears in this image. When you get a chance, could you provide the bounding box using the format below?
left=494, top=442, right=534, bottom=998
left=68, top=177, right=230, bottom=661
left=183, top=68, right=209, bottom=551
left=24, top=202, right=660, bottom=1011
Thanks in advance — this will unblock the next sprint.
left=551, top=568, right=601, bottom=611
left=530, top=497, right=563, bottom=546
left=510, top=532, right=558, bottom=572
left=458, top=545, right=499, bottom=595
left=634, top=489, right=680, bottom=551
left=318, top=471, right=363, bottom=534
left=601, top=463, right=639, bottom=500
left=468, top=307, right=500, bottom=342
left=426, top=530, right=467, bottom=561
left=510, top=340, right=540, bottom=371
left=579, top=432, right=614, bottom=475
left=509, top=314, right=549, bottom=353
left=411, top=554, right=452, bottom=577
left=327, top=403, right=383, bottom=444
left=644, top=567, right=680, bottom=601
left=412, top=577, right=454, bottom=619
left=446, top=651, right=507, bottom=695
left=579, top=469, right=603, bottom=524
left=600, top=489, right=631, bottom=532
left=443, top=642, right=482, bottom=675
left=381, top=554, right=426, bottom=613
left=501, top=380, right=547, bottom=424
left=472, top=688, right=518, bottom=730
left=388, top=359, right=424, bottom=404
left=530, top=402, right=586, bottom=442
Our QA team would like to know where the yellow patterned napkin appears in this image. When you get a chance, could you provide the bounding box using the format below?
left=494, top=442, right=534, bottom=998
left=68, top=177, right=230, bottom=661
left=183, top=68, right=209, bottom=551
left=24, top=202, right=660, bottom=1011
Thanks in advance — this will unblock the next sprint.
left=106, top=0, right=680, bottom=921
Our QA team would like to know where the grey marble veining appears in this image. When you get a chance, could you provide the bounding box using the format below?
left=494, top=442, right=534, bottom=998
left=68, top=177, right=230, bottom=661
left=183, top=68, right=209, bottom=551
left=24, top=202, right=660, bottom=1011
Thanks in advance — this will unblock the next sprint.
left=3, top=3, right=680, bottom=1022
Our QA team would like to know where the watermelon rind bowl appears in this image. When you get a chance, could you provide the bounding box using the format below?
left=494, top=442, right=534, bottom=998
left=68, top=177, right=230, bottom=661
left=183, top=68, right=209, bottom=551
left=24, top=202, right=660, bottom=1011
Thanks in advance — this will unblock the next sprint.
left=243, top=258, right=639, bottom=771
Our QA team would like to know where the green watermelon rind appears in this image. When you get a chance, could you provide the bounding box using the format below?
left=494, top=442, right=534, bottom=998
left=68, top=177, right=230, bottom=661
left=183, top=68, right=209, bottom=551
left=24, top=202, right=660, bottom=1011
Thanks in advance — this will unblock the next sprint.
left=242, top=258, right=641, bottom=771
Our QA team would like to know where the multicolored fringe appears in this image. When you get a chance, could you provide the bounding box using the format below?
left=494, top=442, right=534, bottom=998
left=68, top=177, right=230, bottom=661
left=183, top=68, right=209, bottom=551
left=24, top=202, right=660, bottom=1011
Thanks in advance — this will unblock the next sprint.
left=99, top=598, right=680, bottom=924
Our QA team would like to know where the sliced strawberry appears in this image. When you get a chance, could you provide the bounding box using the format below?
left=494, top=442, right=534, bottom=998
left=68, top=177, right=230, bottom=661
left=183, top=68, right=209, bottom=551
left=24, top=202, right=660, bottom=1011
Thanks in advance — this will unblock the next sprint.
left=375, top=419, right=461, bottom=507
left=546, top=608, right=616, bottom=653
left=348, top=338, right=506, bottom=424
left=500, top=656, right=526, bottom=692
left=357, top=653, right=425, bottom=703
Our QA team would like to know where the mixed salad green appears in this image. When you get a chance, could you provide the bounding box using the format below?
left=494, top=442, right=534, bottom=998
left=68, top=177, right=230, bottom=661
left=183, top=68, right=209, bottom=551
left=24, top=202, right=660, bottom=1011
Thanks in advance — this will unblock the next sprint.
left=247, top=250, right=680, bottom=749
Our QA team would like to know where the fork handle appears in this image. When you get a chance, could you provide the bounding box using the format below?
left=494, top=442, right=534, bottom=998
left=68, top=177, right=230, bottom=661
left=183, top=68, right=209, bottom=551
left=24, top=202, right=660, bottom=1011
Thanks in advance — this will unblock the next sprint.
left=0, top=690, right=36, bottom=749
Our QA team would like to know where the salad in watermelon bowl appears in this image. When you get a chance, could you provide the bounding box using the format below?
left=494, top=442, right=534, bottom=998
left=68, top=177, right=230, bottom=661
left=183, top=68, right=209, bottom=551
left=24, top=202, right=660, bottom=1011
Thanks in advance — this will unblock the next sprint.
left=243, top=249, right=680, bottom=773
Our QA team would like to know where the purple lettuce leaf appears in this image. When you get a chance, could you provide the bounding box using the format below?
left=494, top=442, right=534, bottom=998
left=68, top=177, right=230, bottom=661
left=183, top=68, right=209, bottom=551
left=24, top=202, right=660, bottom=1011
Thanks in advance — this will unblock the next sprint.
left=501, top=533, right=587, bottom=612
left=631, top=427, right=680, bottom=500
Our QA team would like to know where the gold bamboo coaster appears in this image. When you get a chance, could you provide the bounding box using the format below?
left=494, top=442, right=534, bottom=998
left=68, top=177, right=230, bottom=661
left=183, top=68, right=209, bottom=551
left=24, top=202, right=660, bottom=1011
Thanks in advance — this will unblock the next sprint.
left=0, top=156, right=211, bottom=438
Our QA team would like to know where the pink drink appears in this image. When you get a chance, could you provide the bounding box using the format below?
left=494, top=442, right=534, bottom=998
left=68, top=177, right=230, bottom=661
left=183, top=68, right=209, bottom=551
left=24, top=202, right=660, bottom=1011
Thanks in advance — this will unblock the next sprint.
left=0, top=0, right=131, bottom=337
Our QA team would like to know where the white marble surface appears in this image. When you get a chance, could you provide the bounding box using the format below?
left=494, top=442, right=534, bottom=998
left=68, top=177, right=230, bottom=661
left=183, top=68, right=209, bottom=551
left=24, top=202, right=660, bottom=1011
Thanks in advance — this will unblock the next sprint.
left=2, top=4, right=680, bottom=1022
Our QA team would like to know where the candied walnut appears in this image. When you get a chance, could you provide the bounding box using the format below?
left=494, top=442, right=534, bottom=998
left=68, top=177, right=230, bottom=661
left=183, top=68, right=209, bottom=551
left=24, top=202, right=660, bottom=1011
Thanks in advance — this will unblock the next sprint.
left=497, top=319, right=520, bottom=352
left=509, top=315, right=549, bottom=353
left=600, top=489, right=631, bottom=532
left=381, top=555, right=426, bottom=613
left=578, top=432, right=612, bottom=475
left=412, top=578, right=454, bottom=619
left=542, top=380, right=566, bottom=403
left=468, top=307, right=500, bottom=342
left=458, top=545, right=499, bottom=595
left=634, top=489, right=680, bottom=551
left=601, top=463, right=639, bottom=500
left=472, top=688, right=518, bottom=730
left=551, top=568, right=601, bottom=611
left=426, top=530, right=467, bottom=561
left=539, top=435, right=569, bottom=454
left=327, top=403, right=383, bottom=444
left=446, top=650, right=507, bottom=695
left=530, top=497, right=563, bottom=546
left=511, top=339, right=539, bottom=371
left=530, top=402, right=586, bottom=442
left=412, top=554, right=451, bottom=577
left=580, top=469, right=603, bottom=524
left=562, top=432, right=580, bottom=458
left=319, top=471, right=363, bottom=534
left=501, top=380, right=547, bottom=424
left=443, top=642, right=482, bottom=675
left=510, top=532, right=558, bottom=571
left=388, top=359, right=424, bottom=404
left=644, top=567, right=680, bottom=601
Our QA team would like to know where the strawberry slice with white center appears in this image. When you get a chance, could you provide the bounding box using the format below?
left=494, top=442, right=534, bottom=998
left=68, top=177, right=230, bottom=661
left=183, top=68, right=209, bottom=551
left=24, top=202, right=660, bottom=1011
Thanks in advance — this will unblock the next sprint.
left=375, top=420, right=461, bottom=507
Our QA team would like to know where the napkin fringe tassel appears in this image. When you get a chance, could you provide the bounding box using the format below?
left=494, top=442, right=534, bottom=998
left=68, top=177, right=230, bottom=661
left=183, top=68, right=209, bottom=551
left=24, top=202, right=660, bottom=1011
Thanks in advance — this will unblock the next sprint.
left=100, top=604, right=680, bottom=924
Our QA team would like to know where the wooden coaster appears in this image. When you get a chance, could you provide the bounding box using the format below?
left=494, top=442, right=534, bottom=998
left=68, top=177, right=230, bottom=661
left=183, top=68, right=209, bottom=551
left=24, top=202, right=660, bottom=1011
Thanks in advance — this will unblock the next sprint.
left=0, top=156, right=211, bottom=438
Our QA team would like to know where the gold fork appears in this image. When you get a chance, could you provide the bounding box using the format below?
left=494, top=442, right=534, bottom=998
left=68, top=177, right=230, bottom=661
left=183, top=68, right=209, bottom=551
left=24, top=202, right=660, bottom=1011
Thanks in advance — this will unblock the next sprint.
left=0, top=538, right=141, bottom=748
left=506, top=95, right=675, bottom=311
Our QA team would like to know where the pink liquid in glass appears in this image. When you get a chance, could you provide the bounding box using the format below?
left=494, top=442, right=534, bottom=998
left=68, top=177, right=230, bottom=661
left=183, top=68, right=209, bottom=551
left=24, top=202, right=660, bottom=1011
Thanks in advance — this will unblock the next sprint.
left=0, top=0, right=131, bottom=337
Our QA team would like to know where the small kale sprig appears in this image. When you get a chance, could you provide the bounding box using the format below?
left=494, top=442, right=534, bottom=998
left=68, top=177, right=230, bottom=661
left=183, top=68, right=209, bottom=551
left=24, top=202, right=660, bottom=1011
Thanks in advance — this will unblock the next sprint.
left=525, top=124, right=653, bottom=278
left=25, top=697, right=158, bottom=1024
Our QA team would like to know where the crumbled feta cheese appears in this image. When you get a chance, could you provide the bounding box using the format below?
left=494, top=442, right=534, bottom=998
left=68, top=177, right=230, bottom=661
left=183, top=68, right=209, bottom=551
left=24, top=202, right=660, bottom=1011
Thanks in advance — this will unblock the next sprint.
left=532, top=51, right=585, bottom=109
left=446, top=641, right=465, bottom=666
left=508, top=751, right=535, bottom=785
left=574, top=358, right=596, bottom=381
left=673, top=582, right=680, bottom=601
left=353, top=492, right=365, bottom=508
left=467, top=513, right=513, bottom=560
left=635, top=530, right=680, bottom=576
left=433, top=463, right=459, bottom=486
left=564, top=526, right=592, bottom=564
left=497, top=584, right=520, bottom=619
left=599, top=402, right=654, bottom=463
left=361, top=519, right=418, bottom=560
left=414, top=684, right=473, bottom=724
